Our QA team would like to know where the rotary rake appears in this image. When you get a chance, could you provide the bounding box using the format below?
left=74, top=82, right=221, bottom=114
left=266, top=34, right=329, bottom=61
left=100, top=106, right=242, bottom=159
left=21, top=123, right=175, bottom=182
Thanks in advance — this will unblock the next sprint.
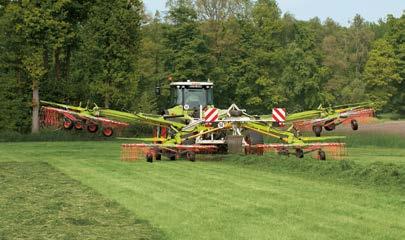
left=282, top=103, right=377, bottom=137
left=40, top=105, right=128, bottom=137
left=40, top=81, right=376, bottom=163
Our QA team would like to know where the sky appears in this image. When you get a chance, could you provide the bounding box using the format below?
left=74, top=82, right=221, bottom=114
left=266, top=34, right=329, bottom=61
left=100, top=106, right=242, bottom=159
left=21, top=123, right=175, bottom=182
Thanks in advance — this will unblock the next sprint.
left=143, top=0, right=405, bottom=26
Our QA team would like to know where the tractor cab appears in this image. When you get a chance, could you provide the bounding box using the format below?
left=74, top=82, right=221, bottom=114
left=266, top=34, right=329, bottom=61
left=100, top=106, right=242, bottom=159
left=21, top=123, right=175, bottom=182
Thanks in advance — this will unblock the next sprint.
left=169, top=81, right=214, bottom=109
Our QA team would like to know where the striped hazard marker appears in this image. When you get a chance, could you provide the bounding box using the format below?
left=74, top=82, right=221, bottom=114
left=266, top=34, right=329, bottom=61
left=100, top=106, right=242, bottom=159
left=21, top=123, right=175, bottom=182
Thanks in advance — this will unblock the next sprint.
left=204, top=108, right=219, bottom=123
left=272, top=108, right=286, bottom=125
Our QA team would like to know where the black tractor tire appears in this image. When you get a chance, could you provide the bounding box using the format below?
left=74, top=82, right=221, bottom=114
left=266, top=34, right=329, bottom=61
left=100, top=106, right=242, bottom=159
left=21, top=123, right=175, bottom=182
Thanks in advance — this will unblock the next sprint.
left=146, top=153, right=153, bottom=163
left=169, top=155, right=176, bottom=161
left=351, top=119, right=359, bottom=130
left=186, top=151, right=196, bottom=162
left=295, top=148, right=304, bottom=159
left=245, top=131, right=264, bottom=145
left=324, top=123, right=336, bottom=131
left=226, top=135, right=244, bottom=154
left=318, top=150, right=326, bottom=161
left=313, top=125, right=322, bottom=137
left=155, top=154, right=162, bottom=161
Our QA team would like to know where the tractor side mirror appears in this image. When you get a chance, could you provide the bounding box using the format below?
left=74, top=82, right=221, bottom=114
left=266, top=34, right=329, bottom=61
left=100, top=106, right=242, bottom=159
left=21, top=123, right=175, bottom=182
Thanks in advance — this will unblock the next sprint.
left=155, top=86, right=161, bottom=96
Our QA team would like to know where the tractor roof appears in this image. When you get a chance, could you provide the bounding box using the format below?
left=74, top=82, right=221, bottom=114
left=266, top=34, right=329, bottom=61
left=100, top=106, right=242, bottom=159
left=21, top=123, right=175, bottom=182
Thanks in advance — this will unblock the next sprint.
left=170, top=80, right=213, bottom=87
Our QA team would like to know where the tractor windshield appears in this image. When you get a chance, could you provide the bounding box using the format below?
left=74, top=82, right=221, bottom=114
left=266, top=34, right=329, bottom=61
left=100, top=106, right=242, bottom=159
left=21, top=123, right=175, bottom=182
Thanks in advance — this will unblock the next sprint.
left=170, top=86, right=213, bottom=109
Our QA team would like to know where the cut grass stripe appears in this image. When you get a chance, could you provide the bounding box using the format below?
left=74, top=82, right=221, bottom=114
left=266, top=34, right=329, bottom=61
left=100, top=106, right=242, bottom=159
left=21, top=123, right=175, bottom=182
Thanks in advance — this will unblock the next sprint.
left=0, top=162, right=164, bottom=240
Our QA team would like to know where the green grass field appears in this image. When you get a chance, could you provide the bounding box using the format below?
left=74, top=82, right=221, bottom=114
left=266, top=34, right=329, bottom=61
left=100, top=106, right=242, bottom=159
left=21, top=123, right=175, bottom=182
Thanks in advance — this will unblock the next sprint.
left=0, top=161, right=163, bottom=240
left=1, top=137, right=405, bottom=240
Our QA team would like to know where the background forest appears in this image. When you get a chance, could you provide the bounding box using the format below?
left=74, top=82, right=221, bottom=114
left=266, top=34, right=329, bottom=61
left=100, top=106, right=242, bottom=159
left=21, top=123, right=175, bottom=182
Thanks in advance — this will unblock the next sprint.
left=0, top=0, right=404, bottom=133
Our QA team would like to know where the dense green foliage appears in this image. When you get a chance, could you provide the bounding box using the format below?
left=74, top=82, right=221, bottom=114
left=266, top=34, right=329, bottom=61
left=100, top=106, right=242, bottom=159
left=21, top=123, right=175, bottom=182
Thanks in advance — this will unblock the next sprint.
left=0, top=0, right=404, bottom=133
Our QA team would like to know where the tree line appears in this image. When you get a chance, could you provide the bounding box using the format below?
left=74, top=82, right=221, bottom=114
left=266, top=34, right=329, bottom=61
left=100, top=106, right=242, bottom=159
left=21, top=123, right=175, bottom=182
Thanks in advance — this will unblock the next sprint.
left=0, top=0, right=404, bottom=133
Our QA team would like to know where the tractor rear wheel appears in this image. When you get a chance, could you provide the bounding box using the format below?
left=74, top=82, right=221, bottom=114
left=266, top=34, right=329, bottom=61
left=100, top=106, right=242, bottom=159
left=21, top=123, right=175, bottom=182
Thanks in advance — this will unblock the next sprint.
left=226, top=135, right=244, bottom=154
left=295, top=148, right=304, bottom=159
left=318, top=150, right=326, bottom=161
left=351, top=119, right=359, bottom=130
left=313, top=125, right=322, bottom=137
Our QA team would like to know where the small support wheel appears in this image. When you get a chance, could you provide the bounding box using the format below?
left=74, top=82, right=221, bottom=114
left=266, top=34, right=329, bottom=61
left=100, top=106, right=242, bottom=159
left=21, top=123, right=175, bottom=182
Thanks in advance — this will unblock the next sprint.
left=318, top=150, right=326, bottom=161
left=277, top=148, right=289, bottom=156
left=63, top=118, right=74, bottom=129
left=295, top=148, right=304, bottom=159
left=74, top=121, right=83, bottom=130
left=186, top=151, right=196, bottom=162
left=87, top=124, right=98, bottom=133
left=102, top=127, right=113, bottom=137
left=146, top=153, right=153, bottom=163
left=155, top=154, right=161, bottom=161
left=169, top=155, right=176, bottom=161
left=313, top=125, right=322, bottom=137
left=324, top=123, right=335, bottom=131
left=351, top=119, right=359, bottom=130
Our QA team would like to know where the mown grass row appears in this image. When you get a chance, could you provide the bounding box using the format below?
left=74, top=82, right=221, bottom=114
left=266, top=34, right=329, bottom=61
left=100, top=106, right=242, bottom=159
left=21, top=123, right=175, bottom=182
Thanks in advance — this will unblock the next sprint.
left=0, top=161, right=164, bottom=240
left=344, top=133, right=405, bottom=148
left=220, top=153, right=405, bottom=192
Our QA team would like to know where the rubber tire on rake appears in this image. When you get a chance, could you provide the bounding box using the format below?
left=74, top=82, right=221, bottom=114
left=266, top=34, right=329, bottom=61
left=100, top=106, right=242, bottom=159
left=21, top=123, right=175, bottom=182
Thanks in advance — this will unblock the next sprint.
left=186, top=151, right=196, bottom=162
left=351, top=119, right=359, bottom=130
left=146, top=153, right=153, bottom=163
left=63, top=118, right=74, bottom=130
left=313, top=125, right=322, bottom=137
left=324, top=122, right=336, bottom=131
left=87, top=124, right=98, bottom=133
left=295, top=149, right=304, bottom=159
left=318, top=150, right=326, bottom=161
left=102, top=127, right=114, bottom=137
left=74, top=121, right=83, bottom=130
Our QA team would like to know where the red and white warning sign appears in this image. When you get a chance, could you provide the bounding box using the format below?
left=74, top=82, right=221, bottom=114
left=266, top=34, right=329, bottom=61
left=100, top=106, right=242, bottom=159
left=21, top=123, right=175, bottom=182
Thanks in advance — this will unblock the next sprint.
left=204, top=108, right=219, bottom=122
left=272, top=108, right=286, bottom=123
